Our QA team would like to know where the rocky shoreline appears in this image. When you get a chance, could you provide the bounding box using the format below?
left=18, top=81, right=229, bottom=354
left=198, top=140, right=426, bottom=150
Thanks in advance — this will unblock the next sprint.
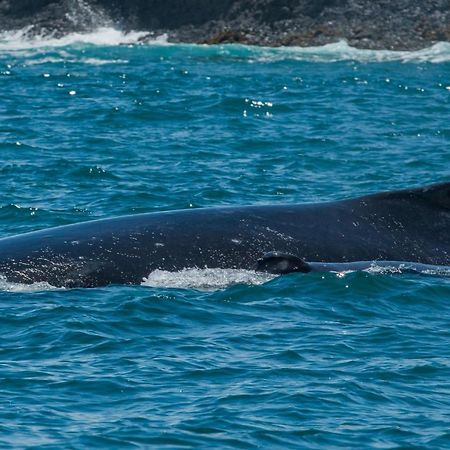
left=0, top=0, right=449, bottom=50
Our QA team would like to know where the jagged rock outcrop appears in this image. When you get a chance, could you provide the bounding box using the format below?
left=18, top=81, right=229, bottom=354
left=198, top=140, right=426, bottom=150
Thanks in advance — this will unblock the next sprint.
left=0, top=0, right=449, bottom=49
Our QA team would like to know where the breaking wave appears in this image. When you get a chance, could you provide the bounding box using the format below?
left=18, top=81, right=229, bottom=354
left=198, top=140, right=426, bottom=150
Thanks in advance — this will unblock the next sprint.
left=0, top=25, right=449, bottom=63
left=0, top=27, right=167, bottom=51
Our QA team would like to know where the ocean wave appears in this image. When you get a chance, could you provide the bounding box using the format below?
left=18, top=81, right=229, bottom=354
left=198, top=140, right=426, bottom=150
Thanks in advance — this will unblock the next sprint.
left=142, top=262, right=450, bottom=291
left=1, top=26, right=450, bottom=63
left=0, top=263, right=447, bottom=293
left=259, top=40, right=450, bottom=64
left=0, top=27, right=167, bottom=51
left=23, top=56, right=130, bottom=66
left=363, top=263, right=450, bottom=277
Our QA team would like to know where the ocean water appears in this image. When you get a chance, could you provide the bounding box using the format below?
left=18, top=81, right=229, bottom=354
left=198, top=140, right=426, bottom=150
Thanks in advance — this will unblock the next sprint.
left=0, top=29, right=450, bottom=448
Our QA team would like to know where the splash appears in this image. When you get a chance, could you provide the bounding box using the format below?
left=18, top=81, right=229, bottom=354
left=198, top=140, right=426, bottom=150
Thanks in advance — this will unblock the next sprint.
left=0, top=25, right=449, bottom=64
left=0, top=275, right=61, bottom=292
left=64, top=0, right=111, bottom=31
left=236, top=40, right=450, bottom=64
left=0, top=27, right=166, bottom=51
left=364, top=262, right=450, bottom=276
left=329, top=262, right=450, bottom=277
left=142, top=268, right=276, bottom=291
left=214, top=40, right=450, bottom=63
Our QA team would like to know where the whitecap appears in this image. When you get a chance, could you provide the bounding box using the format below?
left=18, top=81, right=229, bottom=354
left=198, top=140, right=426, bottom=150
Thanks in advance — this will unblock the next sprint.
left=247, top=40, right=450, bottom=64
left=81, top=57, right=129, bottom=65
left=0, top=27, right=166, bottom=52
left=1, top=27, right=449, bottom=64
left=0, top=26, right=450, bottom=63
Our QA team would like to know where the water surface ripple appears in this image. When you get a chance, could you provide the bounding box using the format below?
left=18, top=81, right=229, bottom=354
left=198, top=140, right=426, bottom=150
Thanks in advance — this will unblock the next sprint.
left=0, top=35, right=449, bottom=448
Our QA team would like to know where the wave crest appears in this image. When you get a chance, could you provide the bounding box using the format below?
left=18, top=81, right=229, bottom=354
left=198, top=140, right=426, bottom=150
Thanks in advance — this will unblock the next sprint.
left=0, top=27, right=449, bottom=63
left=0, top=26, right=166, bottom=51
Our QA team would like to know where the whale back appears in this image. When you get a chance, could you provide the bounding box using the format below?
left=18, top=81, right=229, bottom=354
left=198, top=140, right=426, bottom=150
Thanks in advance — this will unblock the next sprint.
left=363, top=181, right=450, bottom=210
left=0, top=182, right=447, bottom=287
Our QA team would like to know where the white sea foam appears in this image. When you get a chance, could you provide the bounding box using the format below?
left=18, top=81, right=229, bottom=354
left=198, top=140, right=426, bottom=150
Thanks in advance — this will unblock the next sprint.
left=0, top=25, right=449, bottom=64
left=0, top=27, right=168, bottom=51
left=364, top=263, right=450, bottom=276
left=81, top=57, right=130, bottom=65
left=22, top=55, right=129, bottom=66
left=332, top=262, right=450, bottom=277
left=0, top=275, right=61, bottom=292
left=250, top=40, right=450, bottom=64
left=142, top=268, right=276, bottom=291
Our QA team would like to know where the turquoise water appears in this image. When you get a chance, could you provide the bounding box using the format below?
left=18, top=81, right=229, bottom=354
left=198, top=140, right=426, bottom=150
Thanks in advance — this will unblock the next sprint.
left=0, top=32, right=450, bottom=448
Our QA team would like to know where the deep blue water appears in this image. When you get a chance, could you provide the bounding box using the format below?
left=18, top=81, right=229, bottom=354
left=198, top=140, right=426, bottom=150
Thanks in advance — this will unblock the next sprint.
left=0, top=33, right=449, bottom=448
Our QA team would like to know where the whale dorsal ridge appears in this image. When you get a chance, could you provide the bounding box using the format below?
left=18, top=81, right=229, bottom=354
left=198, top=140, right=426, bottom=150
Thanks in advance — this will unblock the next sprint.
left=363, top=181, right=450, bottom=210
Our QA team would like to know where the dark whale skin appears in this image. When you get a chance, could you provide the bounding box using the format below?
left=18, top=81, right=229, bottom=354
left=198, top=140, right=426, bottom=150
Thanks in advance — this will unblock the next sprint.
left=0, top=182, right=448, bottom=287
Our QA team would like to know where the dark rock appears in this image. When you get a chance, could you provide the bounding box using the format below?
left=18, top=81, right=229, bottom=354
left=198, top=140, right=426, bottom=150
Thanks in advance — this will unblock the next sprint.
left=203, top=30, right=250, bottom=45
left=0, top=0, right=449, bottom=50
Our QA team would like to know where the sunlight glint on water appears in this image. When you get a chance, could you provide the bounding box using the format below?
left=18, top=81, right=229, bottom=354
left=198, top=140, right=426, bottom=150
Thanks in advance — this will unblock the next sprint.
left=0, top=26, right=449, bottom=449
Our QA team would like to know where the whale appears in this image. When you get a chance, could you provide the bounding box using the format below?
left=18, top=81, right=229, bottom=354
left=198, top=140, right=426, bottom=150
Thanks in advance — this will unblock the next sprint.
left=0, top=181, right=448, bottom=288
left=255, top=252, right=450, bottom=275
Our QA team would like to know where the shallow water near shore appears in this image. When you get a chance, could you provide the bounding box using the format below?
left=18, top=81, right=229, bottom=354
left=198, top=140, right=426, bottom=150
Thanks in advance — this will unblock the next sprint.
left=0, top=29, right=449, bottom=448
